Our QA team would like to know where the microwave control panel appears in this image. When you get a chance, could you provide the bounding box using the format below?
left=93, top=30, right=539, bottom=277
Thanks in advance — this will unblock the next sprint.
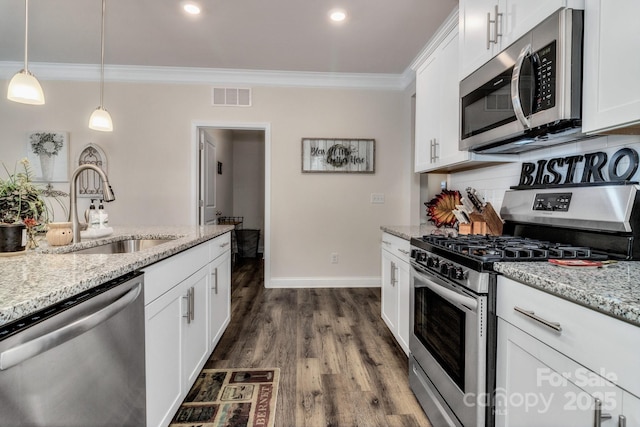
left=533, top=192, right=572, bottom=212
left=533, top=41, right=557, bottom=113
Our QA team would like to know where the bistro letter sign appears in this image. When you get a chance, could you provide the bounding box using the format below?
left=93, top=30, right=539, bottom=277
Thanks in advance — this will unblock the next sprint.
left=517, top=147, right=639, bottom=187
left=302, top=138, right=375, bottom=173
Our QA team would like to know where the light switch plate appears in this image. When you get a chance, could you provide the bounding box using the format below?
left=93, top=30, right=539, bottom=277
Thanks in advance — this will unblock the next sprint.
left=371, top=193, right=385, bottom=204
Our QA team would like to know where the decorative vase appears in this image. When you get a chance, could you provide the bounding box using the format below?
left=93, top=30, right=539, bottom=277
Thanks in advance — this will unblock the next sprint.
left=0, top=223, right=27, bottom=253
left=39, top=153, right=55, bottom=181
left=46, top=222, right=73, bottom=246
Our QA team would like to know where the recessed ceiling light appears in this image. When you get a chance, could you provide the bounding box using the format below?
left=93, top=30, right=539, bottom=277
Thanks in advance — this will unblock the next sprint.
left=182, top=2, right=201, bottom=15
left=329, top=9, right=347, bottom=23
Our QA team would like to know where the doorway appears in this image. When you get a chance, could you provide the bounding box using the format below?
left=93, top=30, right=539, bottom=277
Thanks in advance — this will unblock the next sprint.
left=192, top=122, right=271, bottom=287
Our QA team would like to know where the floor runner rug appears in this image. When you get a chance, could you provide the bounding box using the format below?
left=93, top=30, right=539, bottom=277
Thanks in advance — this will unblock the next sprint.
left=169, top=368, right=280, bottom=427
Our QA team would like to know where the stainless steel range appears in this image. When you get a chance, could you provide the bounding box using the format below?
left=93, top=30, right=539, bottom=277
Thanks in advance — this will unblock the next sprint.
left=408, top=183, right=640, bottom=427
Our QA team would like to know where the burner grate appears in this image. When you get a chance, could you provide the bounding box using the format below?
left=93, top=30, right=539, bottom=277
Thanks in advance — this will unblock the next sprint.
left=420, top=234, right=600, bottom=262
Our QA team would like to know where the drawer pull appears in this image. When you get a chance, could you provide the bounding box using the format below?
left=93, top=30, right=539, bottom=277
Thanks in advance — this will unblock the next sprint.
left=594, top=398, right=612, bottom=427
left=397, top=249, right=410, bottom=255
left=514, top=306, right=562, bottom=332
left=619, top=415, right=626, bottom=427
left=220, top=242, right=230, bottom=248
left=382, top=240, right=391, bottom=245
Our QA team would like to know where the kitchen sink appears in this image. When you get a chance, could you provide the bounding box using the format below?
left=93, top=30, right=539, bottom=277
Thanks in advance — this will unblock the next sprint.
left=65, top=238, right=175, bottom=254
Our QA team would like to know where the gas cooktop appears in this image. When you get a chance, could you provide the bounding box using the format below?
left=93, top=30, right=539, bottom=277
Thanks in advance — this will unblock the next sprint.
left=416, top=234, right=607, bottom=263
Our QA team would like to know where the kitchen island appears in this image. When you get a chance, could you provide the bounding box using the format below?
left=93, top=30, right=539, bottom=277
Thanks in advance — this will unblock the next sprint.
left=0, top=224, right=234, bottom=327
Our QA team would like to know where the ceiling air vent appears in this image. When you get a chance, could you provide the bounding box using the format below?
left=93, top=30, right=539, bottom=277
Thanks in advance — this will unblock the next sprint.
left=212, top=87, right=252, bottom=107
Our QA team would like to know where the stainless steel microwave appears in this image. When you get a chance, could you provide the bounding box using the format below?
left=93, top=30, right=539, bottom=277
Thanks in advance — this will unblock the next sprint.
left=459, top=9, right=584, bottom=154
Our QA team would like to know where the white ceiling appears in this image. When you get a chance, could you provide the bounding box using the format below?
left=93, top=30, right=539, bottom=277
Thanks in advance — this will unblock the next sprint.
left=0, top=0, right=457, bottom=75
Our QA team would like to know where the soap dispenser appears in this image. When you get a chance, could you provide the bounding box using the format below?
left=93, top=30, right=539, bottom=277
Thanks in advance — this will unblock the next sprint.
left=88, top=199, right=99, bottom=229
left=97, top=199, right=109, bottom=229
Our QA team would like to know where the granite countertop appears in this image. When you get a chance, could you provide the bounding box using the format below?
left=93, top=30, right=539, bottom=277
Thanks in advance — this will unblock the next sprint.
left=0, top=225, right=234, bottom=327
left=494, top=262, right=640, bottom=327
left=380, top=224, right=442, bottom=240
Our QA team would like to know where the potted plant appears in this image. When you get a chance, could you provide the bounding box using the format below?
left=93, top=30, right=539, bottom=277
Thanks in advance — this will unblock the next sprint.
left=0, top=159, right=50, bottom=253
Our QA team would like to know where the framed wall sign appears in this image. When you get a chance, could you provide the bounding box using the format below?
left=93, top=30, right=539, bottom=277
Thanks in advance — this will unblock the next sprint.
left=301, top=138, right=375, bottom=173
left=26, top=131, right=69, bottom=182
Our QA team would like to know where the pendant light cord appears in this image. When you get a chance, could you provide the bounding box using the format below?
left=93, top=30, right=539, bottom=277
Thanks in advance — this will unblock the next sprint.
left=24, top=0, right=29, bottom=70
left=99, top=0, right=106, bottom=107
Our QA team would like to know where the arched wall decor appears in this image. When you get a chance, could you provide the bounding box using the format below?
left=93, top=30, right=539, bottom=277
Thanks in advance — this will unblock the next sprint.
left=77, top=143, right=108, bottom=198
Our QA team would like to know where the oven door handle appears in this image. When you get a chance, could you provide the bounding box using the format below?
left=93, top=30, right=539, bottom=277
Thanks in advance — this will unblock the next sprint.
left=412, top=267, right=478, bottom=311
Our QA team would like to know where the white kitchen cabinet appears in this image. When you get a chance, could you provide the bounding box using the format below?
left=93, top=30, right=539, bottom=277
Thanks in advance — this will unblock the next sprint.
left=414, top=10, right=512, bottom=173
left=144, top=233, right=232, bottom=427
left=381, top=232, right=410, bottom=355
left=458, top=0, right=579, bottom=79
left=182, top=267, right=210, bottom=388
left=582, top=0, right=640, bottom=134
left=496, top=276, right=640, bottom=427
left=415, top=21, right=464, bottom=173
left=144, top=276, right=184, bottom=427
left=209, top=249, right=231, bottom=351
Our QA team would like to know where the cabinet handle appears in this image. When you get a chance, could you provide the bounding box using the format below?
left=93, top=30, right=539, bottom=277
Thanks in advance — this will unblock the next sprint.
left=619, top=415, right=626, bottom=427
left=183, top=288, right=192, bottom=324
left=220, top=242, right=229, bottom=248
left=397, top=249, right=410, bottom=255
left=433, top=139, right=439, bottom=162
left=390, top=261, right=397, bottom=286
left=212, top=267, right=219, bottom=295
left=487, top=5, right=502, bottom=49
left=190, top=286, right=195, bottom=321
left=382, top=240, right=391, bottom=245
left=429, top=139, right=438, bottom=163
left=514, top=306, right=562, bottom=332
left=594, top=398, right=612, bottom=427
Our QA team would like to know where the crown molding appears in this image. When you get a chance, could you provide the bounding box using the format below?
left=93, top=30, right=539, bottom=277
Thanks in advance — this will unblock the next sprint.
left=0, top=61, right=412, bottom=91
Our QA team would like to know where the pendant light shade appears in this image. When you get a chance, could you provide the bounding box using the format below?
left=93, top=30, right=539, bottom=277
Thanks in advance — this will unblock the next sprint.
left=88, top=107, right=113, bottom=132
left=7, top=0, right=45, bottom=105
left=89, top=0, right=113, bottom=132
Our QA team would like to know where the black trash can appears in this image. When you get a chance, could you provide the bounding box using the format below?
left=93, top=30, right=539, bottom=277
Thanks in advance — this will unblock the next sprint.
left=236, top=229, right=260, bottom=258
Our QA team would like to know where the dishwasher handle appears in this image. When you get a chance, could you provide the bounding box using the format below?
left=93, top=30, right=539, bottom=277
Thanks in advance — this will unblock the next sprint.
left=0, top=282, right=142, bottom=371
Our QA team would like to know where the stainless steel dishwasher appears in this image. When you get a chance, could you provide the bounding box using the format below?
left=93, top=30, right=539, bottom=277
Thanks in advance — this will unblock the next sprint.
left=0, top=271, right=146, bottom=427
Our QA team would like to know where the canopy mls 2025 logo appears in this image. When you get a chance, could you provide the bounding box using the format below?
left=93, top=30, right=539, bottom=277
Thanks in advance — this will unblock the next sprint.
left=517, top=148, right=639, bottom=188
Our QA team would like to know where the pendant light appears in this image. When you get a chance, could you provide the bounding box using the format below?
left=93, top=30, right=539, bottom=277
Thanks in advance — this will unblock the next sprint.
left=89, top=0, right=113, bottom=132
left=7, top=0, right=45, bottom=105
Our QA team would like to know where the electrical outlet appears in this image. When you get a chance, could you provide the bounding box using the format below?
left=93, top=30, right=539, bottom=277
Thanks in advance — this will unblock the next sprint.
left=331, top=252, right=339, bottom=264
left=371, top=193, right=385, bottom=204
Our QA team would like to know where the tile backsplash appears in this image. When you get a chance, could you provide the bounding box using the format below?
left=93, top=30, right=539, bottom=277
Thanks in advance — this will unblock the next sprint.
left=448, top=134, right=640, bottom=214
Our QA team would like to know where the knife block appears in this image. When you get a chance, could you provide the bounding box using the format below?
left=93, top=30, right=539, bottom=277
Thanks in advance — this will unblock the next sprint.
left=468, top=203, right=503, bottom=236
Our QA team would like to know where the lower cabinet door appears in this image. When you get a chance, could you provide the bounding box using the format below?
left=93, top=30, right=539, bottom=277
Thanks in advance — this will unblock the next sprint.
left=496, top=318, right=622, bottom=427
left=209, top=250, right=231, bottom=351
left=182, top=266, right=211, bottom=389
left=145, top=283, right=185, bottom=427
left=381, top=249, right=399, bottom=334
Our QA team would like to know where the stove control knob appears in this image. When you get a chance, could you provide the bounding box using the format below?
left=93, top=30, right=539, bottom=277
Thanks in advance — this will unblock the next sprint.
left=427, top=256, right=439, bottom=268
left=440, top=263, right=452, bottom=275
left=416, top=252, right=427, bottom=262
left=452, top=267, right=465, bottom=280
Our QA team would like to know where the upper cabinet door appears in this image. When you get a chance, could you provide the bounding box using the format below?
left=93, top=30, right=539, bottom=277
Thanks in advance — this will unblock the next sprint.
left=459, top=0, right=579, bottom=79
left=582, top=0, right=640, bottom=134
left=458, top=0, right=499, bottom=80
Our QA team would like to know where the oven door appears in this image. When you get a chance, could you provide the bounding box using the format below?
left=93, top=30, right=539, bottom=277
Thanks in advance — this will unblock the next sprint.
left=409, top=262, right=486, bottom=427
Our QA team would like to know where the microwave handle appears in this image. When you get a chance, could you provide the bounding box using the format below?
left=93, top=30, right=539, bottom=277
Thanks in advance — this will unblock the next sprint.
left=511, top=43, right=532, bottom=129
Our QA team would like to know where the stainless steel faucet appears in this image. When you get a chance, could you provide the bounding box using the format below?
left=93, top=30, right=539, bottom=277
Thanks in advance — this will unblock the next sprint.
left=69, top=164, right=115, bottom=243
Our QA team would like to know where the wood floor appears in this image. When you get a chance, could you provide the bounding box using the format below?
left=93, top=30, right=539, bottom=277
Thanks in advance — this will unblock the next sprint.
left=204, top=258, right=432, bottom=427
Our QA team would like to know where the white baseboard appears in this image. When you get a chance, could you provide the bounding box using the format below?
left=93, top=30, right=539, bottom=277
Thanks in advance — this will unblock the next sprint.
left=267, top=276, right=381, bottom=289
